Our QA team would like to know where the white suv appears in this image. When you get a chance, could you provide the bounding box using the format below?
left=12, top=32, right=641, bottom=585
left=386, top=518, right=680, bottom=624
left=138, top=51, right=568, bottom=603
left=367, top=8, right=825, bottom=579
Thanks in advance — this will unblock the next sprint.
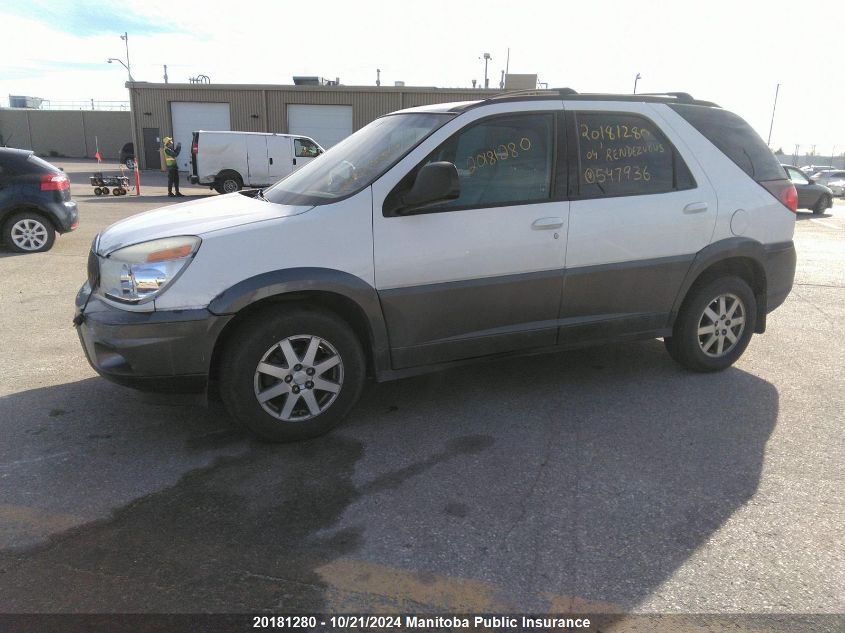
left=75, top=90, right=797, bottom=441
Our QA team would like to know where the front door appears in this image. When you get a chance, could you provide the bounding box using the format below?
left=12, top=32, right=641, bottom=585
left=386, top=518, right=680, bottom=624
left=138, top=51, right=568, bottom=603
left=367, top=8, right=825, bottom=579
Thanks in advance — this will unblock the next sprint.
left=142, top=127, right=160, bottom=170
left=246, top=135, right=269, bottom=186
left=560, top=105, right=718, bottom=342
left=372, top=111, right=567, bottom=369
left=293, top=137, right=321, bottom=172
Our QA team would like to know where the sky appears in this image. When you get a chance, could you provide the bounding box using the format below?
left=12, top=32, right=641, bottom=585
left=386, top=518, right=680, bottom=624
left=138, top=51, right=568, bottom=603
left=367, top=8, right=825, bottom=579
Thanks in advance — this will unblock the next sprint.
left=0, top=0, right=841, bottom=158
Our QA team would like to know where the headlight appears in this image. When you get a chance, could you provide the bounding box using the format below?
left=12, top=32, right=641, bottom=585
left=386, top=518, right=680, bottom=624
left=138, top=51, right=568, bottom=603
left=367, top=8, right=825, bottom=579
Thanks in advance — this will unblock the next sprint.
left=98, top=236, right=201, bottom=304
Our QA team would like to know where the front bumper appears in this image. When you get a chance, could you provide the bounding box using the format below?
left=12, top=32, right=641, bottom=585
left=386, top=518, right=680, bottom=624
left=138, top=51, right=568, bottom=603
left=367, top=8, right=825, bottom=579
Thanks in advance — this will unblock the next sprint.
left=74, top=284, right=231, bottom=393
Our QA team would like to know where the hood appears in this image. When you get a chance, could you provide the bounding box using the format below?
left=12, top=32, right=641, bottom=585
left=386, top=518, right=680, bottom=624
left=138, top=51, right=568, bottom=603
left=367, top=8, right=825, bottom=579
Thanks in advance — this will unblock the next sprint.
left=97, top=192, right=312, bottom=255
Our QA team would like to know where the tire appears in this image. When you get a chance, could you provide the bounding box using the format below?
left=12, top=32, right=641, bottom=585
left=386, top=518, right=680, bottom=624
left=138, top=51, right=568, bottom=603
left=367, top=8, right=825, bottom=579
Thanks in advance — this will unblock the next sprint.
left=664, top=275, right=757, bottom=372
left=112, top=188, right=121, bottom=196
left=219, top=306, right=366, bottom=442
left=3, top=211, right=56, bottom=253
left=215, top=172, right=242, bottom=194
left=813, top=194, right=831, bottom=215
left=94, top=187, right=103, bottom=196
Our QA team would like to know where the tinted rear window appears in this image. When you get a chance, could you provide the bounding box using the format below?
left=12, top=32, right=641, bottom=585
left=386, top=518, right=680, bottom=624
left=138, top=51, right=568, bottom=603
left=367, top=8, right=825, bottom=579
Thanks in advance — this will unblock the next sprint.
left=670, top=104, right=785, bottom=182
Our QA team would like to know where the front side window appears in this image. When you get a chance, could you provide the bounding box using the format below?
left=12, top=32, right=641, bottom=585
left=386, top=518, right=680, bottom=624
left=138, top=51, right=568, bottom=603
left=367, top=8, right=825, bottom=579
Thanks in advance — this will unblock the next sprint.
left=264, top=112, right=453, bottom=206
left=294, top=138, right=320, bottom=158
left=415, top=113, right=554, bottom=212
left=574, top=112, right=693, bottom=197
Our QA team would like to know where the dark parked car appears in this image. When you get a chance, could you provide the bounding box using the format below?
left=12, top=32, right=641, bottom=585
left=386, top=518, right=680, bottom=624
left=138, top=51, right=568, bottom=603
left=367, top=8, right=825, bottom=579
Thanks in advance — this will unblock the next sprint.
left=782, top=164, right=833, bottom=214
left=0, top=148, right=78, bottom=253
left=119, top=142, right=134, bottom=169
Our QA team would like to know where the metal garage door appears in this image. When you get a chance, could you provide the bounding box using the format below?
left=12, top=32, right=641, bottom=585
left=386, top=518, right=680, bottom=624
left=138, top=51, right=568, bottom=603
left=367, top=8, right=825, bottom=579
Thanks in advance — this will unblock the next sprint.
left=287, top=105, right=353, bottom=149
left=170, top=102, right=231, bottom=171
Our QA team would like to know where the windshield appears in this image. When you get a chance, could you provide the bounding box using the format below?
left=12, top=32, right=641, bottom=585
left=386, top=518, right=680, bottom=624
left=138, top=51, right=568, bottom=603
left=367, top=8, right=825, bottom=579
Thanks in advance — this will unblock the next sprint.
left=264, top=112, right=454, bottom=205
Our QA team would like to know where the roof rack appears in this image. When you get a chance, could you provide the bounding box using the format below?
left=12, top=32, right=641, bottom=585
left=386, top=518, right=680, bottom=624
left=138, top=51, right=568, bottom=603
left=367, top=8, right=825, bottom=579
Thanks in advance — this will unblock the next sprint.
left=451, top=88, right=718, bottom=112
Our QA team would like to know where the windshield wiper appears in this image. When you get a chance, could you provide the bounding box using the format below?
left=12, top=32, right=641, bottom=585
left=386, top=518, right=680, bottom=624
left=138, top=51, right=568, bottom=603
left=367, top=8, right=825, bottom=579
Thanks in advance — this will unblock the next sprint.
left=256, top=188, right=268, bottom=202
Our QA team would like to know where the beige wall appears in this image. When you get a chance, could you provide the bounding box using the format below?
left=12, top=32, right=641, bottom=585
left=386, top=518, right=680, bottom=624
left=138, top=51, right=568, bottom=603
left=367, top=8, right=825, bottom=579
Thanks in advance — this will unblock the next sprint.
left=129, top=83, right=502, bottom=169
left=0, top=109, right=130, bottom=159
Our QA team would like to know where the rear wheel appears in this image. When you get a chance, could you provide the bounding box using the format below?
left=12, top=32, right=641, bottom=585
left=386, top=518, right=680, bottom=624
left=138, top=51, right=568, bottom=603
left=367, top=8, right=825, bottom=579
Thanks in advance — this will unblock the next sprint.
left=215, top=172, right=242, bottom=194
left=219, top=307, right=365, bottom=442
left=813, top=194, right=831, bottom=214
left=664, top=276, right=756, bottom=372
left=3, top=211, right=56, bottom=253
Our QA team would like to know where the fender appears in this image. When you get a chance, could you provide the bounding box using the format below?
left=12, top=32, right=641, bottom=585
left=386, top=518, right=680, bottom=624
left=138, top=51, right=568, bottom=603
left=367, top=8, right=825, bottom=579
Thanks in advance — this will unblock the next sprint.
left=671, top=237, right=768, bottom=331
left=208, top=267, right=391, bottom=373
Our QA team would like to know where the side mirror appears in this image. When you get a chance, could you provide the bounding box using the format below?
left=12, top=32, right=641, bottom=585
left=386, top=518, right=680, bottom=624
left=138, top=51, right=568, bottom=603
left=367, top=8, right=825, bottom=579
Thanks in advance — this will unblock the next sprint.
left=399, top=161, right=460, bottom=212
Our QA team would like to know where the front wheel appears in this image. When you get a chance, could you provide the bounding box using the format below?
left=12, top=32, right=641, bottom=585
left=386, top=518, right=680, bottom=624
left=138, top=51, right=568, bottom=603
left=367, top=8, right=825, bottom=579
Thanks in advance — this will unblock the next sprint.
left=219, top=307, right=365, bottom=442
left=664, top=276, right=757, bottom=372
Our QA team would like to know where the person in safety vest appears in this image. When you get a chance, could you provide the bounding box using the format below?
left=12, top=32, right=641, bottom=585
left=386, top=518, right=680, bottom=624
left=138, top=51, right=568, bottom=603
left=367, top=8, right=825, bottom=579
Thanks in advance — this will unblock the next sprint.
left=163, top=137, right=184, bottom=197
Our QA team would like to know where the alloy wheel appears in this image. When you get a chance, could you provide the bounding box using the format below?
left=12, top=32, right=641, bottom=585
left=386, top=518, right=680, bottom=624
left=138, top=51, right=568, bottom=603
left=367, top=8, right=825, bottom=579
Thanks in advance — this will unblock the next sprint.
left=253, top=335, right=344, bottom=421
left=10, top=218, right=49, bottom=251
left=697, top=293, right=746, bottom=357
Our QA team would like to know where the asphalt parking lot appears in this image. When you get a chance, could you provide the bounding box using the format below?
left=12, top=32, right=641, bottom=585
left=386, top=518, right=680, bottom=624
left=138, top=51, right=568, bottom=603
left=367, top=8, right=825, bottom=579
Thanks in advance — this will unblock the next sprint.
left=0, top=159, right=842, bottom=616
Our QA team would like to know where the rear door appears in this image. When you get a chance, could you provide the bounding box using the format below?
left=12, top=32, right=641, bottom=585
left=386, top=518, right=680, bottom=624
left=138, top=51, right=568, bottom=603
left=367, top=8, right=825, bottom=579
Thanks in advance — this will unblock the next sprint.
left=246, top=135, right=269, bottom=186
left=560, top=103, right=717, bottom=342
left=784, top=165, right=814, bottom=208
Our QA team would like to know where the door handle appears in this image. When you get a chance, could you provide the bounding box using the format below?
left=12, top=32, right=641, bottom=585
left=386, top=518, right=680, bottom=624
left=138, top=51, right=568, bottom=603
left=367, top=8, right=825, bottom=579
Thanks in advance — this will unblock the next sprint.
left=269, top=157, right=273, bottom=165
left=532, top=217, right=563, bottom=230
left=292, top=158, right=297, bottom=166
left=683, top=202, right=708, bottom=214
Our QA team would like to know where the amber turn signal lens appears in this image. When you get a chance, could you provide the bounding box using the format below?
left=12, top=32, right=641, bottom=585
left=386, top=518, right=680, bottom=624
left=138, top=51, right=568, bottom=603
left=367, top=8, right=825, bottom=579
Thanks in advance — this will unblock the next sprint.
left=146, top=244, right=194, bottom=262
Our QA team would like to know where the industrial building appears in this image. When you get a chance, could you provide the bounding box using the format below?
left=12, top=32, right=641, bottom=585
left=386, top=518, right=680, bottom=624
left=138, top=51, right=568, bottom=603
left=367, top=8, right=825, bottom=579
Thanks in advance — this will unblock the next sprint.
left=126, top=82, right=502, bottom=170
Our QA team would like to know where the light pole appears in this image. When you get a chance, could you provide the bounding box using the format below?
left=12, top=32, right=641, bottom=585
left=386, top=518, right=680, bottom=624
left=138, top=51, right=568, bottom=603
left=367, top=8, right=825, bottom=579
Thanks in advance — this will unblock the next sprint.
left=480, top=53, right=492, bottom=89
left=107, top=32, right=141, bottom=195
left=767, top=83, right=780, bottom=147
left=633, top=73, right=641, bottom=94
left=121, top=33, right=131, bottom=76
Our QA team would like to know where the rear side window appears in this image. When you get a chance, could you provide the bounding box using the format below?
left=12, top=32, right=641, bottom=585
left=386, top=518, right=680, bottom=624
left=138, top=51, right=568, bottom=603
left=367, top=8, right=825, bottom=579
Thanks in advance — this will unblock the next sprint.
left=573, top=111, right=694, bottom=198
left=670, top=104, right=785, bottom=182
left=784, top=166, right=809, bottom=184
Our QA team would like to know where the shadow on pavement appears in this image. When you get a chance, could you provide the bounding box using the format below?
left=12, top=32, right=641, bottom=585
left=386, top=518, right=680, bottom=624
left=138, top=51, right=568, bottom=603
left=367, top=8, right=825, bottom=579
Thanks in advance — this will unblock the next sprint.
left=0, top=339, right=779, bottom=612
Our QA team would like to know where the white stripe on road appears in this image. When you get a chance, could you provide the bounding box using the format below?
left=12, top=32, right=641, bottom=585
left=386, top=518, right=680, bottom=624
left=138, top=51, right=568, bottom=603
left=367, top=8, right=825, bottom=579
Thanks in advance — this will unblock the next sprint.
left=810, top=218, right=842, bottom=230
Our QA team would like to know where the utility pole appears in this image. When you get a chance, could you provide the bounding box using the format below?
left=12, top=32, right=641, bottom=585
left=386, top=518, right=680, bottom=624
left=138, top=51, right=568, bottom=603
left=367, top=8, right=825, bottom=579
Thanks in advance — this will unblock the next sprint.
left=633, top=73, right=641, bottom=94
left=767, top=83, right=780, bottom=146
left=163, top=64, right=168, bottom=83
left=376, top=68, right=381, bottom=87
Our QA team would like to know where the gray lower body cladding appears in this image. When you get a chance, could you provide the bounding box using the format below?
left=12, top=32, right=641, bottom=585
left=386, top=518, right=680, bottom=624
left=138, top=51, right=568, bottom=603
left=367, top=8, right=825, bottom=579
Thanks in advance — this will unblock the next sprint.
left=380, top=255, right=693, bottom=369
left=73, top=240, right=796, bottom=391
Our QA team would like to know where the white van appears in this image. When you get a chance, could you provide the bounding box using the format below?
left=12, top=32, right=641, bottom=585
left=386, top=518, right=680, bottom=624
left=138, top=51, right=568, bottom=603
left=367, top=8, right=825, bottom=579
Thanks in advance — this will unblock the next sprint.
left=189, top=131, right=324, bottom=194
left=77, top=90, right=797, bottom=442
